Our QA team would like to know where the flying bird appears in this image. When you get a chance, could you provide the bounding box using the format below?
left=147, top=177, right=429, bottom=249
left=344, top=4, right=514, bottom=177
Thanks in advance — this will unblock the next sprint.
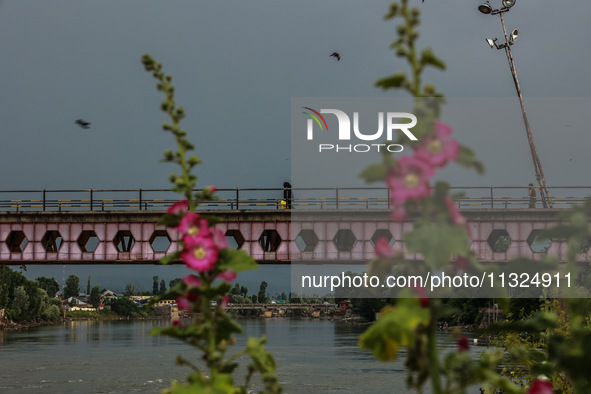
left=330, top=52, right=341, bottom=61
left=75, top=119, right=91, bottom=129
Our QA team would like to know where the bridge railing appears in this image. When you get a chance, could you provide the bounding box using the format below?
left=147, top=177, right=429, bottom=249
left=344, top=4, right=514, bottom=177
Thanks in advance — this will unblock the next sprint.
left=0, top=186, right=590, bottom=212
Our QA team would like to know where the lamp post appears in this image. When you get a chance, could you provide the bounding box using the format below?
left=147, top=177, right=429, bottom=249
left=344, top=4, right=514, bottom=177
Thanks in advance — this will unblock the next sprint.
left=478, top=0, right=552, bottom=208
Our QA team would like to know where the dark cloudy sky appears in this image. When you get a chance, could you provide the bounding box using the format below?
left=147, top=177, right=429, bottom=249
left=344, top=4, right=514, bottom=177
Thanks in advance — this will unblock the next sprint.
left=1, top=0, right=590, bottom=291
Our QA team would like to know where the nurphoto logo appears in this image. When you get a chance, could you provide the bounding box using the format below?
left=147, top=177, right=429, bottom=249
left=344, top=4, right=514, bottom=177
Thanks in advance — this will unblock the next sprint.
left=302, top=107, right=418, bottom=153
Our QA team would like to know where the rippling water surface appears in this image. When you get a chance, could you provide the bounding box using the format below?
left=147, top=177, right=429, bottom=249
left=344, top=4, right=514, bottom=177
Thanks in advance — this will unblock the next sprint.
left=0, top=318, right=486, bottom=393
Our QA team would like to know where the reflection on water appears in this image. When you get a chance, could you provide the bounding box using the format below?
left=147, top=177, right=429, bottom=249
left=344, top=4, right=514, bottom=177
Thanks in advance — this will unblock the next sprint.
left=0, top=318, right=486, bottom=394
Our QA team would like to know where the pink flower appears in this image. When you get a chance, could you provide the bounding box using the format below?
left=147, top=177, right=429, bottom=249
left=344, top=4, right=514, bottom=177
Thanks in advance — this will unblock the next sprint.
left=455, top=256, right=469, bottom=272
left=204, top=185, right=217, bottom=194
left=390, top=203, right=410, bottom=222
left=221, top=295, right=230, bottom=307
left=415, top=121, right=459, bottom=168
left=172, top=319, right=184, bottom=328
left=375, top=236, right=395, bottom=258
left=178, top=212, right=210, bottom=238
left=527, top=380, right=554, bottom=394
left=411, top=284, right=429, bottom=308
left=167, top=200, right=189, bottom=215
left=176, top=292, right=198, bottom=312
left=457, top=336, right=470, bottom=352
left=181, top=234, right=219, bottom=272
left=182, top=274, right=202, bottom=288
left=386, top=156, right=435, bottom=205
left=211, top=228, right=229, bottom=249
left=218, top=269, right=237, bottom=282
left=445, top=196, right=466, bottom=226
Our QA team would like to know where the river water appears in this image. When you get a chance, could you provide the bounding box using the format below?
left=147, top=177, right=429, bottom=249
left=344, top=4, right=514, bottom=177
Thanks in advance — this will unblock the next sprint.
left=0, top=318, right=487, bottom=393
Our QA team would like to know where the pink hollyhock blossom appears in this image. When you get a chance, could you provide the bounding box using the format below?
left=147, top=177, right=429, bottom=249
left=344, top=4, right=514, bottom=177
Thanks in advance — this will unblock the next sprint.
left=204, top=185, right=217, bottom=194
left=178, top=212, right=210, bottom=238
left=455, top=256, right=469, bottom=272
left=445, top=196, right=466, bottom=226
left=457, top=336, right=470, bottom=352
left=527, top=380, right=554, bottom=394
left=415, top=121, right=459, bottom=168
left=218, top=269, right=237, bottom=282
left=411, top=284, right=429, bottom=308
left=176, top=292, right=198, bottom=312
left=172, top=319, right=184, bottom=328
left=387, top=156, right=435, bottom=205
left=182, top=274, right=202, bottom=288
left=375, top=236, right=395, bottom=258
left=181, top=234, right=219, bottom=272
left=211, top=228, right=229, bottom=249
left=390, top=203, right=410, bottom=222
left=167, top=199, right=189, bottom=215
left=221, top=295, right=230, bottom=307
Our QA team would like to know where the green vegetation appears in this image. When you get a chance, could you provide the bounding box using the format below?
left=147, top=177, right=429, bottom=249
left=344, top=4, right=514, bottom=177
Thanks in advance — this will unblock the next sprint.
left=64, top=274, right=80, bottom=299
left=0, top=266, right=62, bottom=324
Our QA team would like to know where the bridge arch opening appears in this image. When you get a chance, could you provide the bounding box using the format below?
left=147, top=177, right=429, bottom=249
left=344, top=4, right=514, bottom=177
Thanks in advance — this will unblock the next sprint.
left=77, top=230, right=100, bottom=253
left=6, top=231, right=28, bottom=253
left=295, top=230, right=319, bottom=252
left=487, top=229, right=512, bottom=253
left=41, top=231, right=63, bottom=252
left=334, top=229, right=356, bottom=252
left=149, top=230, right=171, bottom=253
left=113, top=230, right=135, bottom=253
left=259, top=230, right=281, bottom=252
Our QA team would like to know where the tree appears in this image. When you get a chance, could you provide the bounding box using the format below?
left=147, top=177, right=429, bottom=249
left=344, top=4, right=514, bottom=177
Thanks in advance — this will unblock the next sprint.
left=169, top=278, right=181, bottom=288
left=35, top=276, right=60, bottom=298
left=258, top=281, right=268, bottom=304
left=159, top=279, right=166, bottom=295
left=153, top=276, right=159, bottom=295
left=86, top=276, right=91, bottom=296
left=89, top=285, right=101, bottom=309
left=251, top=294, right=258, bottom=303
left=64, top=275, right=80, bottom=299
left=12, top=285, right=29, bottom=320
left=240, top=285, right=248, bottom=298
left=107, top=298, right=140, bottom=317
left=124, top=283, right=134, bottom=296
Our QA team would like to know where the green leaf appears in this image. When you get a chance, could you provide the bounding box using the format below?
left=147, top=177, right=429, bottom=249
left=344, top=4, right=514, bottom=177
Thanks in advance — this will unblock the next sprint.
left=457, top=144, right=486, bottom=174
left=405, top=218, right=470, bottom=269
left=359, top=163, right=388, bottom=184
left=157, top=213, right=183, bottom=227
left=359, top=299, right=430, bottom=361
left=217, top=249, right=258, bottom=274
left=375, top=72, right=407, bottom=90
left=160, top=251, right=181, bottom=265
left=419, top=48, right=446, bottom=71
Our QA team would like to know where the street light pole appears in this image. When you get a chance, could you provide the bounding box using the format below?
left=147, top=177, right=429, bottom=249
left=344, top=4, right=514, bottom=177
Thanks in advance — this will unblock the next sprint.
left=479, top=1, right=552, bottom=208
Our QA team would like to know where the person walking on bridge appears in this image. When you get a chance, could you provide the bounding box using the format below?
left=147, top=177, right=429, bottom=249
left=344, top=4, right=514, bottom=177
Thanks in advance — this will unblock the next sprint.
left=528, top=183, right=537, bottom=208
left=283, top=182, right=293, bottom=209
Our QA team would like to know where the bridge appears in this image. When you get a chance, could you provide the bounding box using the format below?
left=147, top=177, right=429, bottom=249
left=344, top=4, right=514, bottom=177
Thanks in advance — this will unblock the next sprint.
left=0, top=187, right=589, bottom=265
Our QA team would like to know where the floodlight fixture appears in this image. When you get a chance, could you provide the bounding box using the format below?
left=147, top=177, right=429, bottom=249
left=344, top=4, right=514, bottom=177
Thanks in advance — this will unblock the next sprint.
left=478, top=2, right=493, bottom=14
left=502, top=0, right=516, bottom=8
left=486, top=38, right=498, bottom=48
left=510, top=29, right=519, bottom=43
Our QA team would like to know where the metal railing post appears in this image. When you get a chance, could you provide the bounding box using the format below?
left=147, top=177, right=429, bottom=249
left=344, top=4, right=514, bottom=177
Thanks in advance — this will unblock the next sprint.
left=336, top=187, right=339, bottom=209
left=42, top=189, right=46, bottom=211
left=490, top=187, right=494, bottom=209
left=139, top=189, right=142, bottom=211
left=90, top=189, right=94, bottom=211
left=236, top=189, right=239, bottom=210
